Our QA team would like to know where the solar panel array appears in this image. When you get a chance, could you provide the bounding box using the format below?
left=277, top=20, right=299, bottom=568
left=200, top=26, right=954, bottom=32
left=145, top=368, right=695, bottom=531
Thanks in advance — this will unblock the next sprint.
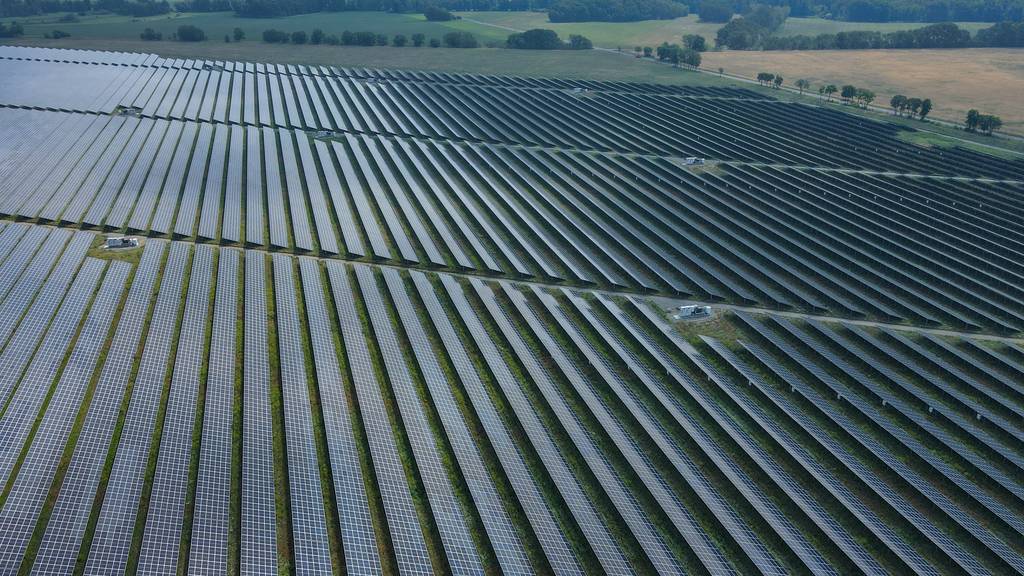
left=1, top=104, right=1022, bottom=331
left=0, top=46, right=1020, bottom=576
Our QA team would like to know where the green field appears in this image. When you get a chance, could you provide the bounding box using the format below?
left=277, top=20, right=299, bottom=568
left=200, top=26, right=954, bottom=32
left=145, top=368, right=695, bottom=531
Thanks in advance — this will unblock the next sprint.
left=455, top=12, right=722, bottom=48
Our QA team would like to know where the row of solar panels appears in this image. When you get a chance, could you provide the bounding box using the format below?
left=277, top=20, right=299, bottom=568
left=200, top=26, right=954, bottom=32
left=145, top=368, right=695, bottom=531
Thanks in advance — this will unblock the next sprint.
left=0, top=44, right=766, bottom=97
left=1, top=108, right=1022, bottom=332
left=0, top=227, right=1019, bottom=575
left=2, top=53, right=1022, bottom=180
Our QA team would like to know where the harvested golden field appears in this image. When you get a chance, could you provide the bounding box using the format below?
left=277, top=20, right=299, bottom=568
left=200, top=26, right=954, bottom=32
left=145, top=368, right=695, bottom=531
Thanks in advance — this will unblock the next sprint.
left=702, top=48, right=1024, bottom=132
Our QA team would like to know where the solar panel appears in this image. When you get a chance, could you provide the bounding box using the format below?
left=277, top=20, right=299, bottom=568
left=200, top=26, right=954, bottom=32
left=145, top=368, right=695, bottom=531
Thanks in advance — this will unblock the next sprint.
left=354, top=265, right=483, bottom=573
left=271, top=254, right=334, bottom=575
left=241, top=251, right=278, bottom=576
left=385, top=268, right=534, bottom=574
left=136, top=243, right=212, bottom=574
left=296, top=258, right=380, bottom=574
left=245, top=126, right=265, bottom=245
left=0, top=256, right=106, bottom=486
left=189, top=248, right=239, bottom=575
left=458, top=276, right=631, bottom=575
left=325, top=261, right=432, bottom=573
left=0, top=258, right=127, bottom=571
left=83, top=242, right=191, bottom=576
left=31, top=241, right=165, bottom=576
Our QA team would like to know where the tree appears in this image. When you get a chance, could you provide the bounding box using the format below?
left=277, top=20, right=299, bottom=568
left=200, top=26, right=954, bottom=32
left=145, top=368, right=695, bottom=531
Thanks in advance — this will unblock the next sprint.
left=773, top=74, right=783, bottom=89
left=856, top=88, right=875, bottom=107
left=310, top=28, right=324, bottom=44
left=718, top=66, right=724, bottom=76
left=756, top=72, right=775, bottom=86
left=376, top=33, right=388, bottom=45
left=840, top=84, right=857, bottom=102
left=224, top=34, right=230, bottom=42
left=918, top=98, right=932, bottom=120
left=233, top=27, right=245, bottom=41
left=682, top=33, right=706, bottom=51
left=699, top=0, right=733, bottom=22
left=507, top=29, right=563, bottom=49
left=906, top=97, right=922, bottom=117
left=643, top=46, right=653, bottom=57
left=325, top=34, right=340, bottom=45
left=795, top=78, right=810, bottom=94
left=569, top=34, right=593, bottom=49
left=140, top=27, right=162, bottom=41
left=263, top=29, right=288, bottom=43
left=176, top=25, right=206, bottom=42
left=890, top=94, right=907, bottom=114
left=978, top=115, right=1002, bottom=135
left=393, top=34, right=407, bottom=47
left=965, top=109, right=980, bottom=131
left=290, top=30, right=307, bottom=44
left=823, top=84, right=837, bottom=101
left=634, top=46, right=642, bottom=58
left=444, top=31, right=477, bottom=48
left=429, top=37, right=441, bottom=48
left=423, top=5, right=454, bottom=21
left=412, top=33, right=425, bottom=47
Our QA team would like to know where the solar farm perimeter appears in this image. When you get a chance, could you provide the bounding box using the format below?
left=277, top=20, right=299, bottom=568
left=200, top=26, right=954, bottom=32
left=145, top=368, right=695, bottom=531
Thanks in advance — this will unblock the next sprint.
left=0, top=45, right=1021, bottom=576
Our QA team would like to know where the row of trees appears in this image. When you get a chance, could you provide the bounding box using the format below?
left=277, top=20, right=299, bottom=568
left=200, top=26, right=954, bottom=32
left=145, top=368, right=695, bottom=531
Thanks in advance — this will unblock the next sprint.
left=762, top=21, right=1024, bottom=50
left=505, top=28, right=592, bottom=48
left=755, top=71, right=784, bottom=88
left=140, top=24, right=206, bottom=41
left=888, top=94, right=933, bottom=119
left=263, top=27, right=477, bottom=47
left=964, top=110, right=1003, bottom=134
left=697, top=0, right=1024, bottom=22
left=548, top=0, right=687, bottom=22
left=655, top=42, right=702, bottom=67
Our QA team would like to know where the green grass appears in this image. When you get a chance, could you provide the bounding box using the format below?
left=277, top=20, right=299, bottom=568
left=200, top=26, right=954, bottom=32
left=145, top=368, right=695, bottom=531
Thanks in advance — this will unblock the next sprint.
left=896, top=130, right=1024, bottom=161
left=455, top=11, right=722, bottom=48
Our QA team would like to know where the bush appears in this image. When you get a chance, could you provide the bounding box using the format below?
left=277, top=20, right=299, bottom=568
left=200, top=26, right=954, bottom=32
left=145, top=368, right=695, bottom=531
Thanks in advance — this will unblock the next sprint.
left=290, top=30, right=307, bottom=44
left=568, top=34, right=592, bottom=49
left=412, top=32, right=425, bottom=46
left=507, top=28, right=563, bottom=49
left=325, top=33, right=339, bottom=45
left=233, top=27, right=245, bottom=41
left=443, top=30, right=477, bottom=48
left=140, top=27, right=162, bottom=41
left=423, top=5, right=454, bottom=21
left=224, top=34, right=230, bottom=42
left=353, top=30, right=376, bottom=45
left=0, top=21, right=25, bottom=38
left=682, top=33, right=706, bottom=51
left=429, top=37, right=441, bottom=47
left=263, top=28, right=288, bottom=43
left=176, top=24, right=206, bottom=42
left=309, top=28, right=323, bottom=44
left=376, top=33, right=388, bottom=45
left=393, top=34, right=407, bottom=46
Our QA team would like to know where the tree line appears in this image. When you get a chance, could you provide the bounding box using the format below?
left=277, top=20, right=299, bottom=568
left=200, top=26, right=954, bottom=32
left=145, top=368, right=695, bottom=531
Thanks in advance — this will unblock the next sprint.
left=964, top=110, right=1002, bottom=134
left=764, top=21, right=1024, bottom=50
left=548, top=0, right=687, bottom=23
left=262, top=26, right=478, bottom=47
left=505, top=28, right=592, bottom=48
left=693, top=0, right=1024, bottom=22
